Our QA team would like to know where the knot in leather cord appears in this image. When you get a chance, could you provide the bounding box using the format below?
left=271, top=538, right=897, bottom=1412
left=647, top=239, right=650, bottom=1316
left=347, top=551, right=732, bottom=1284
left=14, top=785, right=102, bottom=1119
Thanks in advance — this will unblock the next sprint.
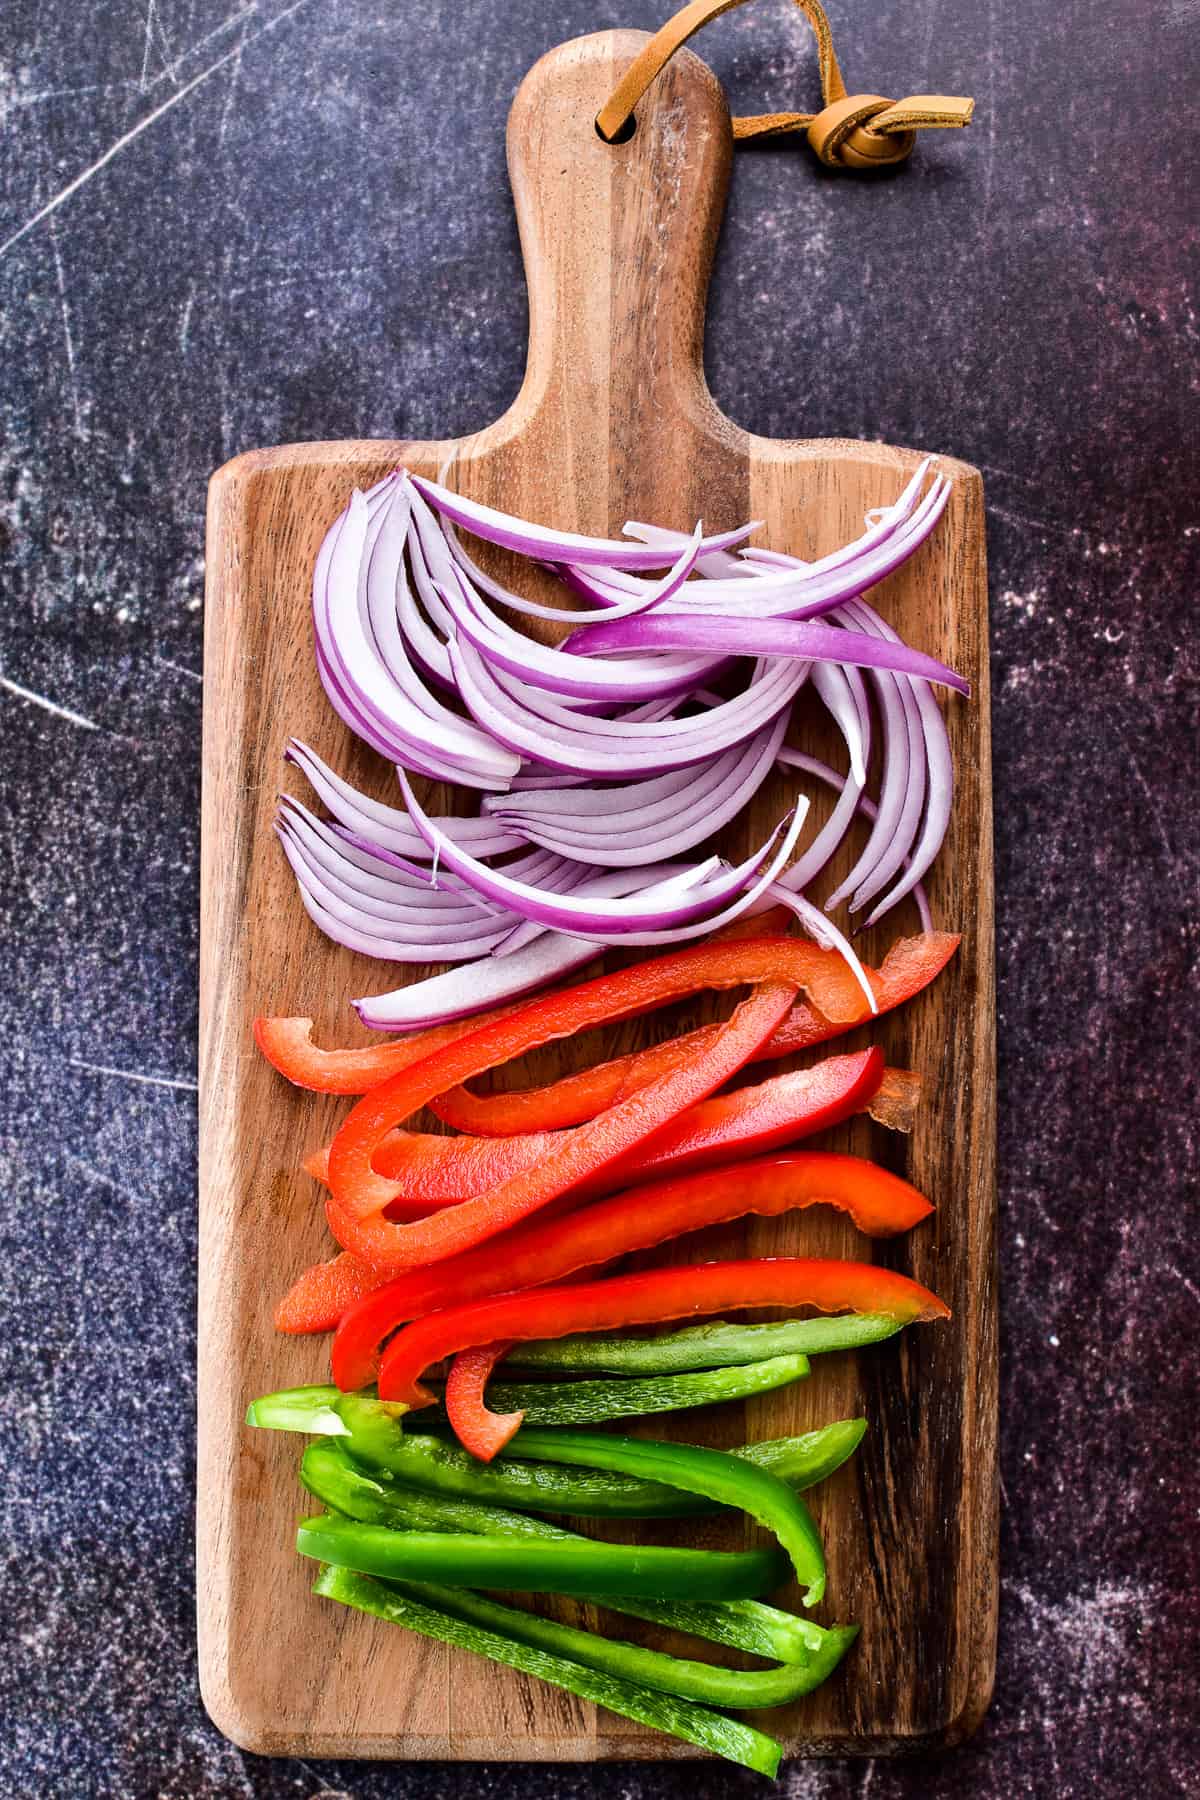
left=805, top=95, right=916, bottom=169
left=596, top=0, right=974, bottom=172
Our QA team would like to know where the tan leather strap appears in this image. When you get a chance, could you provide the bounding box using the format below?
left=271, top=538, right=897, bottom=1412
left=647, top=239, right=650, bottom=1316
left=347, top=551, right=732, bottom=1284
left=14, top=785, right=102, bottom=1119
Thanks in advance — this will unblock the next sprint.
left=596, top=0, right=974, bottom=170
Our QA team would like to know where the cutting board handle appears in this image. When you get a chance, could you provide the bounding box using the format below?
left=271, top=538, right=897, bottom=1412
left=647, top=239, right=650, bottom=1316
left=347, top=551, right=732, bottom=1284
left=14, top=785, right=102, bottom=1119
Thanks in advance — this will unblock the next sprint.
left=502, top=29, right=734, bottom=467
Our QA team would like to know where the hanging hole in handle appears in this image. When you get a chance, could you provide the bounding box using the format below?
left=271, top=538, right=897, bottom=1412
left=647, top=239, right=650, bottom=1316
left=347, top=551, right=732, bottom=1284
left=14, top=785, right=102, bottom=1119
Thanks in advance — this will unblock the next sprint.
left=595, top=112, right=637, bottom=145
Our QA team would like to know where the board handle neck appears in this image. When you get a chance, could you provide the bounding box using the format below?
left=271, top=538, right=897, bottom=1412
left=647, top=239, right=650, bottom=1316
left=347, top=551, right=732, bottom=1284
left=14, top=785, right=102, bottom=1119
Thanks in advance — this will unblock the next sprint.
left=504, top=30, right=732, bottom=452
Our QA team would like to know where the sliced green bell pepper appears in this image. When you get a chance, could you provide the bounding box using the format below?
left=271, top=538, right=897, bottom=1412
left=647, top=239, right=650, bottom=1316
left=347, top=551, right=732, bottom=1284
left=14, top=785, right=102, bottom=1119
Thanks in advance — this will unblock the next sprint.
left=313, top=1565, right=784, bottom=1776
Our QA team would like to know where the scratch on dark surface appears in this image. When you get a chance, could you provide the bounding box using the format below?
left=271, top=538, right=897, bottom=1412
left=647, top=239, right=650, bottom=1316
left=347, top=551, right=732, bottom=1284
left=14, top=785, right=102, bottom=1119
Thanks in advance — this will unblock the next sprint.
left=0, top=674, right=99, bottom=730
left=47, top=216, right=85, bottom=439
left=0, top=0, right=315, bottom=261
left=156, top=655, right=204, bottom=684
left=68, top=1058, right=199, bottom=1092
left=139, top=0, right=179, bottom=92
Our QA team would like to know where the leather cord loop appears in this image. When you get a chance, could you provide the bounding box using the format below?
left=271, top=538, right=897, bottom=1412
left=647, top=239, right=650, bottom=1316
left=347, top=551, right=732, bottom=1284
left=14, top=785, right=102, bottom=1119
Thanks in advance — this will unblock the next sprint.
left=596, top=0, right=974, bottom=171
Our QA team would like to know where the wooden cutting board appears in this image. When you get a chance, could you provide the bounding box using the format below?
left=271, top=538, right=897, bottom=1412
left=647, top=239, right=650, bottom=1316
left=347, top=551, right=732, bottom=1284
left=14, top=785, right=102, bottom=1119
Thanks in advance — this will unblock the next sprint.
left=197, top=27, right=996, bottom=1763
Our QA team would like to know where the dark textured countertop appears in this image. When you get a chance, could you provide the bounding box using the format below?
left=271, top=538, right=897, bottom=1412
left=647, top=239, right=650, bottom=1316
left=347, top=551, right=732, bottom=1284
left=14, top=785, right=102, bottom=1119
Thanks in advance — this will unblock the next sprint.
left=2, top=1, right=1196, bottom=1795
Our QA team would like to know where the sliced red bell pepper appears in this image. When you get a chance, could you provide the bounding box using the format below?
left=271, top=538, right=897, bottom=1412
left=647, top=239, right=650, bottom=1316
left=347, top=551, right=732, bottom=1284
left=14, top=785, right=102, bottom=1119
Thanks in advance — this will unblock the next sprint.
left=763, top=931, right=961, bottom=1058
left=253, top=1008, right=520, bottom=1095
left=282, top=1055, right=915, bottom=1336
left=328, top=1148, right=933, bottom=1389
left=375, top=1258, right=950, bottom=1406
left=274, top=1251, right=377, bottom=1334
left=253, top=909, right=796, bottom=1096
left=444, top=1341, right=522, bottom=1460
left=326, top=970, right=800, bottom=1268
left=430, top=933, right=959, bottom=1135
left=304, top=1046, right=897, bottom=1209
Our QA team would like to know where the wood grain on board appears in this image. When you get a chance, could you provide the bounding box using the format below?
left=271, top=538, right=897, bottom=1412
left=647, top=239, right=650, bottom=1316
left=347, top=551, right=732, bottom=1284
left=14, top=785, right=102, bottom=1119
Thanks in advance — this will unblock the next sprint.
left=198, top=29, right=996, bottom=1761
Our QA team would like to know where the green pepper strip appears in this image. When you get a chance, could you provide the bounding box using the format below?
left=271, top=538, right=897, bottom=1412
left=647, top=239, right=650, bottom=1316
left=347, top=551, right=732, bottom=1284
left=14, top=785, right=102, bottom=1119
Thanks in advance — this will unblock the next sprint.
left=504, top=1426, right=826, bottom=1606
left=302, top=1440, right=828, bottom=1665
left=296, top=1514, right=787, bottom=1601
left=330, top=1392, right=864, bottom=1519
left=436, top=1352, right=811, bottom=1428
left=313, top=1565, right=783, bottom=1777
left=248, top=1354, right=809, bottom=1435
left=506, top=1313, right=903, bottom=1373
left=404, top=1578, right=857, bottom=1711
left=247, top=1383, right=347, bottom=1434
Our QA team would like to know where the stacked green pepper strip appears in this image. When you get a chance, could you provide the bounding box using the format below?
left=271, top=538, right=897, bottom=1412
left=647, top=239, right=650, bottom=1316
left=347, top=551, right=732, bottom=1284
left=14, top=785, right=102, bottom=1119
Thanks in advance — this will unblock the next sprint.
left=303, top=1439, right=830, bottom=1664
left=437, top=1352, right=811, bottom=1427
left=325, top=1392, right=863, bottom=1519
left=390, top=1578, right=858, bottom=1711
left=506, top=1312, right=903, bottom=1372
left=248, top=1354, right=812, bottom=1434
left=502, top=1426, right=826, bottom=1606
left=297, top=1514, right=787, bottom=1600
left=314, top=1567, right=786, bottom=1777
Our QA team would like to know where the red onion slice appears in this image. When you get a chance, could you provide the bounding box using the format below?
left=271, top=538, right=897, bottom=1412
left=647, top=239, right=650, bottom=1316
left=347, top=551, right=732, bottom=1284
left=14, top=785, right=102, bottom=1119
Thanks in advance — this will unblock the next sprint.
left=452, top=639, right=809, bottom=777
left=849, top=599, right=953, bottom=926
left=566, top=612, right=969, bottom=696
left=777, top=751, right=934, bottom=932
left=778, top=667, right=871, bottom=896
left=440, top=562, right=721, bottom=702
left=556, top=799, right=807, bottom=948
left=490, top=863, right=720, bottom=957
left=279, top=799, right=509, bottom=918
left=285, top=740, right=525, bottom=860
left=409, top=471, right=759, bottom=571
left=278, top=831, right=516, bottom=962
left=314, top=488, right=518, bottom=788
left=443, top=515, right=708, bottom=624
left=396, top=770, right=787, bottom=937
left=487, top=718, right=787, bottom=868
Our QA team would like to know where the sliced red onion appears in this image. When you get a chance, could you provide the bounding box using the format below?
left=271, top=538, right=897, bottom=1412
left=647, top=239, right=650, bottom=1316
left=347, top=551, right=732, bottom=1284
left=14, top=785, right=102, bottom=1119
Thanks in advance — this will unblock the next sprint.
left=278, top=829, right=516, bottom=962
left=280, top=799, right=509, bottom=918
left=490, top=862, right=721, bottom=958
left=776, top=750, right=933, bottom=932
left=409, top=471, right=759, bottom=571
left=397, top=496, right=457, bottom=689
left=776, top=667, right=871, bottom=896
left=314, top=487, right=518, bottom=788
left=566, top=612, right=969, bottom=696
left=848, top=598, right=953, bottom=926
left=352, top=866, right=714, bottom=1030
left=451, top=639, right=809, bottom=777
left=285, top=740, right=525, bottom=860
left=281, top=796, right=577, bottom=919
left=549, top=798, right=807, bottom=949
left=486, top=716, right=787, bottom=867
left=396, top=769, right=787, bottom=937
left=443, top=514, right=707, bottom=624
left=437, top=562, right=722, bottom=703
left=577, top=464, right=947, bottom=621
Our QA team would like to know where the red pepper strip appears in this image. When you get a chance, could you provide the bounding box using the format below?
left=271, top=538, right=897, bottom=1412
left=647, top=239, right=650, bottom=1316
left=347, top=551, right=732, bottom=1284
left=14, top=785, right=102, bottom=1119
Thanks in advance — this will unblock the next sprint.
left=328, top=1148, right=932, bottom=1389
left=376, top=1258, right=950, bottom=1406
left=275, top=1250, right=377, bottom=1334
left=324, top=936, right=867, bottom=1262
left=253, top=1007, right=522, bottom=1096
left=431, top=932, right=960, bottom=1135
left=327, top=972, right=800, bottom=1268
left=444, top=1341, right=522, bottom=1460
left=307, top=1047, right=889, bottom=1209
left=251, top=908, right=794, bottom=1097
left=596, top=1049, right=885, bottom=1190
left=762, top=931, right=961, bottom=1058
left=280, top=1056, right=911, bottom=1336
